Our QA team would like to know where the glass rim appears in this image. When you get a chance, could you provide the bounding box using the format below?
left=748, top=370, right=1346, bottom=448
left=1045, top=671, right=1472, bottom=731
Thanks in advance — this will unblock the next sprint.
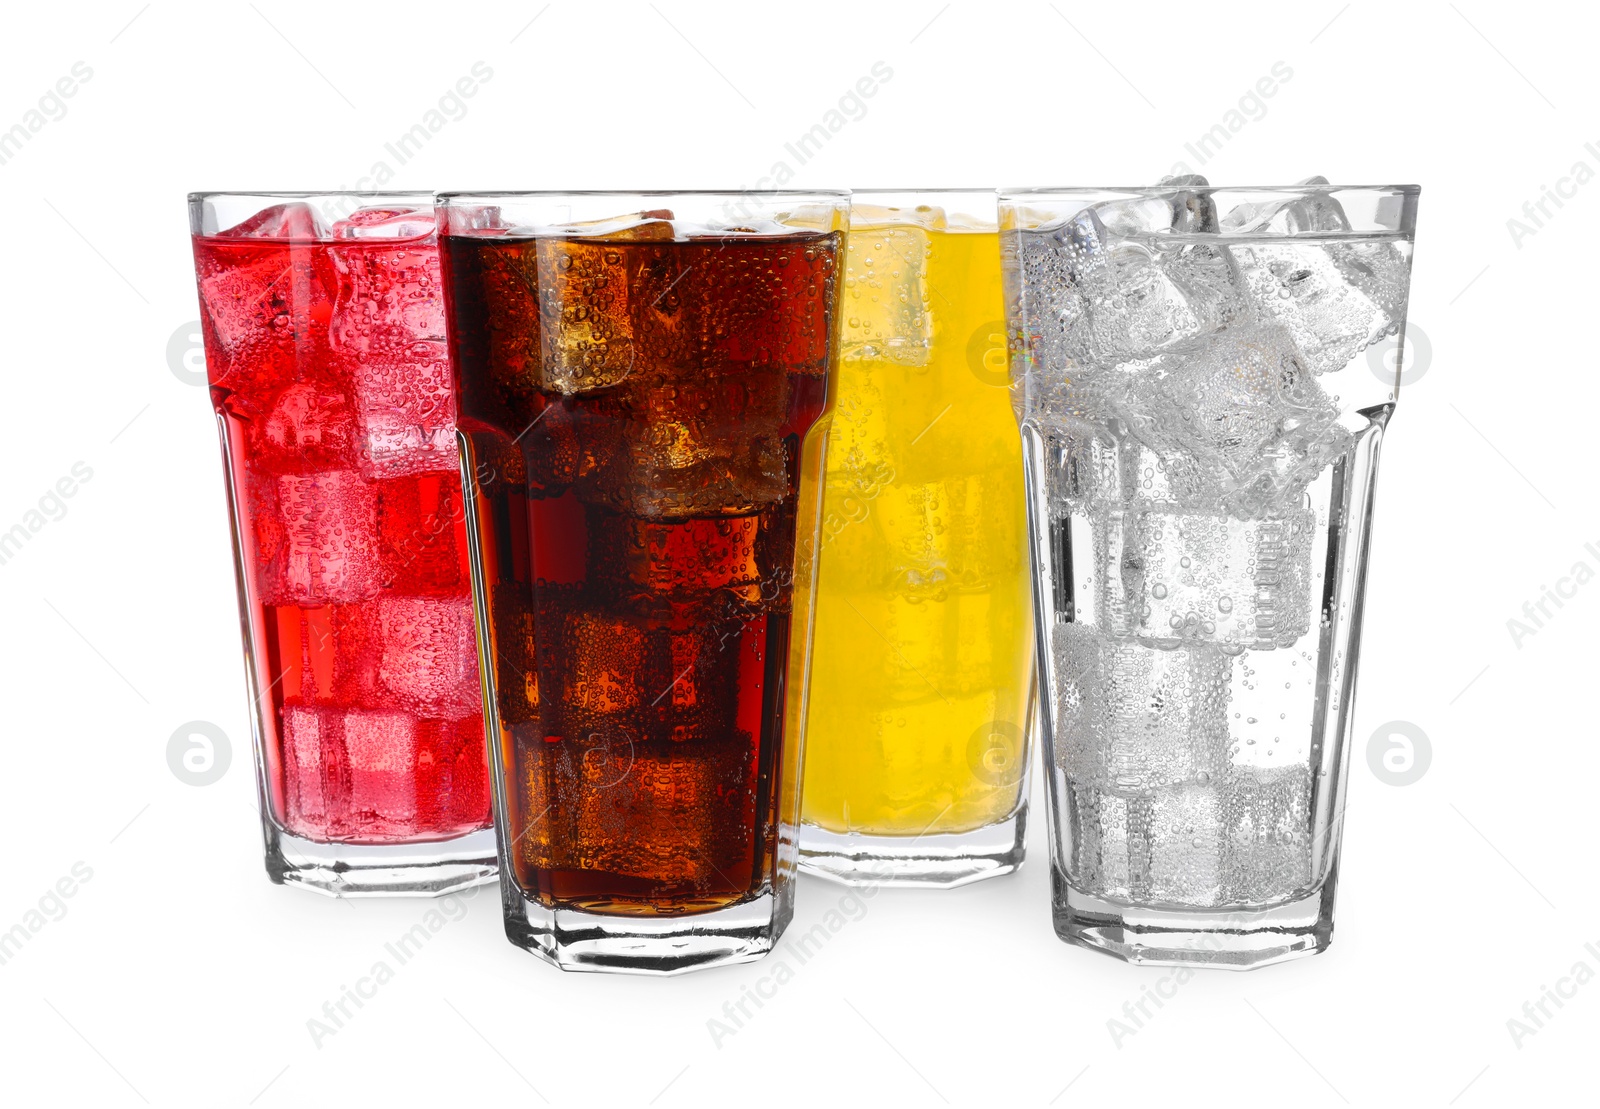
left=186, top=190, right=435, bottom=203
left=849, top=187, right=997, bottom=195
left=436, top=189, right=851, bottom=202
left=998, top=183, right=1420, bottom=198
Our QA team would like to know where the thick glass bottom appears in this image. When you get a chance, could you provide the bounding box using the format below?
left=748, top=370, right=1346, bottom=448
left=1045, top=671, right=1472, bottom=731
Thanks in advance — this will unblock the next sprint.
left=1052, top=865, right=1336, bottom=969
left=502, top=885, right=789, bottom=975
left=798, top=807, right=1026, bottom=889
left=264, top=823, right=498, bottom=898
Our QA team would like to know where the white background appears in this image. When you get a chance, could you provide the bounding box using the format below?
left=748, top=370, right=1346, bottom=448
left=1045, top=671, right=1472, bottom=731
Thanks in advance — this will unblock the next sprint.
left=0, top=1, right=1593, bottom=1105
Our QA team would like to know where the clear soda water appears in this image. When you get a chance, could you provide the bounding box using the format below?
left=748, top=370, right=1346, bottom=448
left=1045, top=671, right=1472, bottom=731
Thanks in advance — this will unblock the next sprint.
left=1005, top=181, right=1414, bottom=911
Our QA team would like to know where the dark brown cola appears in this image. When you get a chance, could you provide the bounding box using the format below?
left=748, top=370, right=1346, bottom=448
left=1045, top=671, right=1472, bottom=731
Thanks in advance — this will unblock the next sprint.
left=442, top=216, right=837, bottom=914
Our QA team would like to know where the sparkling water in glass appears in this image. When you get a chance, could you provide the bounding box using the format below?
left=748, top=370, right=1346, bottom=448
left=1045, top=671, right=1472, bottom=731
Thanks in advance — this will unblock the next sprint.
left=1001, top=179, right=1419, bottom=966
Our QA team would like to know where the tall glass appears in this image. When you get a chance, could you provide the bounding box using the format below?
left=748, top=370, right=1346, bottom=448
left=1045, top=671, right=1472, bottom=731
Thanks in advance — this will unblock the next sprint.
left=189, top=193, right=496, bottom=896
left=439, top=191, right=846, bottom=973
left=1001, top=181, right=1419, bottom=966
left=799, top=190, right=1035, bottom=887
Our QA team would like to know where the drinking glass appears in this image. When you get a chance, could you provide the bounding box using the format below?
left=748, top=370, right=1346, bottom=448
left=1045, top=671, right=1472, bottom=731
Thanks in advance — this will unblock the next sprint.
left=1001, top=180, right=1419, bottom=966
left=189, top=192, right=496, bottom=896
left=438, top=191, right=846, bottom=973
left=799, top=190, right=1035, bottom=887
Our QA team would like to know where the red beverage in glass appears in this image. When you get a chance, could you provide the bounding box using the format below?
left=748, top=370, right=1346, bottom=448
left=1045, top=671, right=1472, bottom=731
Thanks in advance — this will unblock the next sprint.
left=440, top=200, right=841, bottom=959
left=190, top=195, right=495, bottom=894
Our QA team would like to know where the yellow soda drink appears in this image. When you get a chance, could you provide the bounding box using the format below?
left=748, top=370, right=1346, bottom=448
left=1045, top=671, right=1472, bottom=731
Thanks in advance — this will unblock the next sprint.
left=798, top=194, right=1034, bottom=886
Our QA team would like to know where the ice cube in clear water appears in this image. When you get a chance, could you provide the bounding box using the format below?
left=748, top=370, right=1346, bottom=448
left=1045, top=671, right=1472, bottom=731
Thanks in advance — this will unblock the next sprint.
left=1148, top=780, right=1224, bottom=905
left=1013, top=209, right=1226, bottom=372
left=843, top=209, right=934, bottom=366
left=1070, top=783, right=1144, bottom=899
left=1093, top=505, right=1315, bottom=650
left=1044, top=422, right=1123, bottom=516
left=1053, top=623, right=1231, bottom=791
left=1117, top=327, right=1347, bottom=513
left=1227, top=240, right=1391, bottom=377
left=1223, top=764, right=1313, bottom=903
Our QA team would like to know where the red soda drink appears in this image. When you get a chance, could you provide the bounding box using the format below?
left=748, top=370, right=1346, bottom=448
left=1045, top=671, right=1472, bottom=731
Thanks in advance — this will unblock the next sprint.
left=191, top=198, right=492, bottom=868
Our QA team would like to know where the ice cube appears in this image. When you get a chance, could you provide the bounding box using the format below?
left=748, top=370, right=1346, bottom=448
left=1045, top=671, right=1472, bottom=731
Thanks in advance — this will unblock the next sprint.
left=252, top=470, right=380, bottom=605
left=218, top=202, right=328, bottom=241
left=281, top=703, right=340, bottom=832
left=585, top=508, right=763, bottom=600
left=194, top=244, right=334, bottom=400
left=340, top=708, right=423, bottom=827
left=281, top=704, right=486, bottom=839
left=841, top=211, right=934, bottom=366
left=330, top=206, right=435, bottom=242
left=571, top=738, right=757, bottom=884
left=1118, top=328, right=1347, bottom=512
left=1093, top=506, right=1315, bottom=650
left=630, top=234, right=835, bottom=375
left=1043, top=421, right=1122, bottom=516
left=1014, top=209, right=1235, bottom=372
left=577, top=371, right=790, bottom=517
left=349, top=348, right=460, bottom=478
left=1148, top=780, right=1224, bottom=905
left=1069, top=783, right=1145, bottom=900
left=1053, top=624, right=1231, bottom=792
left=1227, top=240, right=1392, bottom=376
left=328, top=214, right=445, bottom=355
left=535, top=237, right=637, bottom=393
left=374, top=595, right=482, bottom=715
left=1223, top=764, right=1313, bottom=903
left=325, top=225, right=458, bottom=477
left=254, top=381, right=356, bottom=472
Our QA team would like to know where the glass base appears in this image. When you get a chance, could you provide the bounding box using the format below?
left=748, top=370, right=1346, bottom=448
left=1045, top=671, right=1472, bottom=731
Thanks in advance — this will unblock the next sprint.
left=264, top=824, right=499, bottom=898
left=1053, top=867, right=1335, bottom=969
left=798, top=808, right=1026, bottom=889
left=502, top=886, right=789, bottom=975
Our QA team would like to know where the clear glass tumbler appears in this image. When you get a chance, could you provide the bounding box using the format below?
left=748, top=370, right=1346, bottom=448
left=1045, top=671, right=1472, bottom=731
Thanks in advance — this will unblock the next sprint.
left=438, top=191, right=846, bottom=973
left=189, top=193, right=496, bottom=896
left=799, top=190, right=1035, bottom=887
left=1001, top=180, right=1419, bottom=966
